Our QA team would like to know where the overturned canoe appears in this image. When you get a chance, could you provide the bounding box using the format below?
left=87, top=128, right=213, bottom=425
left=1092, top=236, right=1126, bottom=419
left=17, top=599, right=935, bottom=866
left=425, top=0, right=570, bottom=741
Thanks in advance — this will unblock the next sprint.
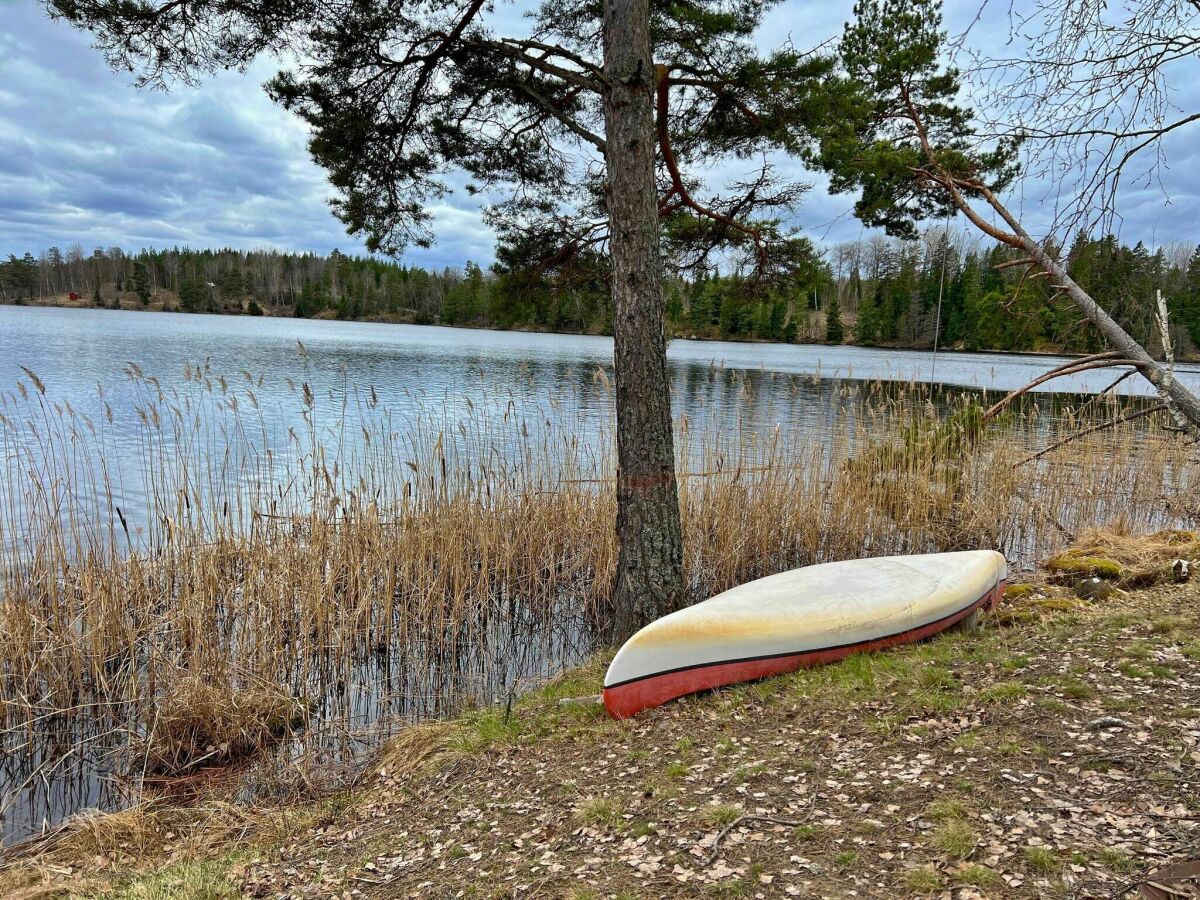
left=603, top=550, right=1007, bottom=719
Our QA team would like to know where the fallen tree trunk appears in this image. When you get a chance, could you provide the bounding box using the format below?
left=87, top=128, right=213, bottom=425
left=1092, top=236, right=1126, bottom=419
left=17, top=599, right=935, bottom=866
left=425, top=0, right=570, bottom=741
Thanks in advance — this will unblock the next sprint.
left=933, top=168, right=1200, bottom=441
left=1002, top=208, right=1200, bottom=437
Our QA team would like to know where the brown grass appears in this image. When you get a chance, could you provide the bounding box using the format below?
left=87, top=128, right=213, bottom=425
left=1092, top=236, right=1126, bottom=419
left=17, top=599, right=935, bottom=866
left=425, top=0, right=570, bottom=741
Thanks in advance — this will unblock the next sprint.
left=1071, top=525, right=1200, bottom=568
left=132, top=675, right=307, bottom=777
left=1047, top=526, right=1200, bottom=587
left=373, top=721, right=455, bottom=780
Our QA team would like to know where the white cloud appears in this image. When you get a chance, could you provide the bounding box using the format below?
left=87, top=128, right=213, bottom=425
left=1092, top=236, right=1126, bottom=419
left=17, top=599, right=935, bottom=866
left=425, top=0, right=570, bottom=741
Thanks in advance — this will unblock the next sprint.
left=0, top=0, right=1197, bottom=268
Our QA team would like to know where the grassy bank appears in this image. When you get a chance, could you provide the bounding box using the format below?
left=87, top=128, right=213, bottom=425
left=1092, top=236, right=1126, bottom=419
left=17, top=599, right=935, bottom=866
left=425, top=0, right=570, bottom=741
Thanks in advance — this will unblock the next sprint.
left=5, top=546, right=1200, bottom=898
left=1, top=363, right=1196, bottom=851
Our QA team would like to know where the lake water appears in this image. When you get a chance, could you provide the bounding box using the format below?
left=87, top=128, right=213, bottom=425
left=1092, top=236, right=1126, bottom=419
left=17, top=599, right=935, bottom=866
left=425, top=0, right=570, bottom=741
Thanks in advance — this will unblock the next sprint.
left=4, top=304, right=1196, bottom=403
left=0, top=304, right=1193, bottom=848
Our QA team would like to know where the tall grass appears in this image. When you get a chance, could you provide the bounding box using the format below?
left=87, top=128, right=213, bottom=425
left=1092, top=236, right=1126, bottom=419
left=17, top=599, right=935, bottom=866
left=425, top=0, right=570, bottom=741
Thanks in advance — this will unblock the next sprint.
left=0, top=360, right=1194, bottom=841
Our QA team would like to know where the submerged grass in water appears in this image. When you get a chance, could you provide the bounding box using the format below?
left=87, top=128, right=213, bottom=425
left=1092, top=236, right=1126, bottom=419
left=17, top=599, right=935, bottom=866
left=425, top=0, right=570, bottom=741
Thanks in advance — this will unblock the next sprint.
left=0, top=359, right=1195, bottom=844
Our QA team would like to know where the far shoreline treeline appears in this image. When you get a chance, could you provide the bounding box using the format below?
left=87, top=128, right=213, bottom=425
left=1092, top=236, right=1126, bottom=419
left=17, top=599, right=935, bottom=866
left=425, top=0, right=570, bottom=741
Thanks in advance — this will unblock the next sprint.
left=3, top=232, right=1199, bottom=358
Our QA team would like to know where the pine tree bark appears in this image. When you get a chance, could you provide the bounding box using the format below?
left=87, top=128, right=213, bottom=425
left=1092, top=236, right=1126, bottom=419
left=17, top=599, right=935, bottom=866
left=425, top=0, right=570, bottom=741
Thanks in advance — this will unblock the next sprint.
left=601, top=0, right=686, bottom=642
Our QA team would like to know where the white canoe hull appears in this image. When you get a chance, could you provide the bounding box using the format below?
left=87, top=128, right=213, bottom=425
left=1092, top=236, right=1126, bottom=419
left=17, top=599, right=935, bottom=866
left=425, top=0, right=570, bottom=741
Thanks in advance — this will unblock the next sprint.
left=603, top=550, right=1007, bottom=718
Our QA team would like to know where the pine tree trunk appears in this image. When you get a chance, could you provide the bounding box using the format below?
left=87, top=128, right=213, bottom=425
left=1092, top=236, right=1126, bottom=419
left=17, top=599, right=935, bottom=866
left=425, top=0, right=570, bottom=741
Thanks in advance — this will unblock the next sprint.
left=601, top=0, right=685, bottom=642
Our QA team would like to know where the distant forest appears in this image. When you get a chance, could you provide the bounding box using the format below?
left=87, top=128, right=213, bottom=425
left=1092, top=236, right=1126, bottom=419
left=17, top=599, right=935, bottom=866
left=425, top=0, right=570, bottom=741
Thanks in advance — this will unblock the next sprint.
left=2, top=233, right=1199, bottom=356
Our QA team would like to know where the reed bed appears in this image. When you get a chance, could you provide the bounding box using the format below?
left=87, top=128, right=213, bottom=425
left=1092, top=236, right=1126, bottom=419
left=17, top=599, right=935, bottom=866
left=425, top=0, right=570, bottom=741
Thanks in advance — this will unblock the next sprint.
left=0, top=360, right=1196, bottom=842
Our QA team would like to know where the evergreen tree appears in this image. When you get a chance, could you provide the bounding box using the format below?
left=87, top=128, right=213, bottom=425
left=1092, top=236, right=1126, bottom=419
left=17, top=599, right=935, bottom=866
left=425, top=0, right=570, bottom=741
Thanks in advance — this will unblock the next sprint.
left=825, top=293, right=845, bottom=343
left=855, top=287, right=881, bottom=344
left=766, top=294, right=787, bottom=339
left=131, top=261, right=151, bottom=305
left=665, top=283, right=685, bottom=327
left=1179, top=247, right=1200, bottom=347
left=718, top=288, right=742, bottom=335
left=178, top=279, right=205, bottom=313
left=875, top=277, right=900, bottom=341
left=689, top=280, right=718, bottom=334
left=54, top=0, right=858, bottom=637
left=17, top=253, right=38, bottom=301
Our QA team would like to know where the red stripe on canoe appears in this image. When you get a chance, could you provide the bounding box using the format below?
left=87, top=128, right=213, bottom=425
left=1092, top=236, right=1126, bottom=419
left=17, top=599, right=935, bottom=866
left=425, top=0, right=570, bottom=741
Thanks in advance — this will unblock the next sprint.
left=602, top=580, right=1006, bottom=720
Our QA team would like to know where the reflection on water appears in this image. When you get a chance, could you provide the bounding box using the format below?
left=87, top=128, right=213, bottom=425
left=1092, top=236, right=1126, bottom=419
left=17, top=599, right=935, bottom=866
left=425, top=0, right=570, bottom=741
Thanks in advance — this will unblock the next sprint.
left=0, top=305, right=1191, bottom=848
left=6, top=304, right=1199, bottom=399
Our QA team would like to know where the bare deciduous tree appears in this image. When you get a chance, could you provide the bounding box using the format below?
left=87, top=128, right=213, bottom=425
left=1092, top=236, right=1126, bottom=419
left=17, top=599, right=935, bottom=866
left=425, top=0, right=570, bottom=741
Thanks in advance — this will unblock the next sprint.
left=969, top=0, right=1200, bottom=235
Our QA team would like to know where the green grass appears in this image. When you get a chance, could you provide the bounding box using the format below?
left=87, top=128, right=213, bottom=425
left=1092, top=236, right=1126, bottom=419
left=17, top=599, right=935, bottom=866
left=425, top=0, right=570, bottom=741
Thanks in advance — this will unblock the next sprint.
left=88, top=859, right=242, bottom=899
left=732, top=763, right=767, bottom=783
left=704, top=879, right=748, bottom=897
left=792, top=824, right=819, bottom=841
left=1104, top=613, right=1137, bottom=630
left=978, top=681, right=1026, bottom=703
left=627, top=821, right=655, bottom=839
left=952, top=864, right=998, bottom=887
left=1122, top=641, right=1154, bottom=660
left=1118, top=661, right=1150, bottom=679
left=952, top=731, right=980, bottom=750
left=931, top=820, right=977, bottom=860
left=439, top=658, right=611, bottom=750
left=997, top=732, right=1031, bottom=754
left=917, top=666, right=959, bottom=692
left=1023, top=846, right=1060, bottom=873
left=1038, top=697, right=1072, bottom=715
left=703, top=804, right=743, bottom=828
left=665, top=760, right=689, bottom=778
left=902, top=866, right=945, bottom=893
left=1097, top=848, right=1139, bottom=874
left=925, top=798, right=968, bottom=821
left=1052, top=677, right=1094, bottom=699
left=447, top=709, right=523, bottom=751
left=576, top=795, right=626, bottom=830
left=1150, top=616, right=1188, bottom=635
left=537, top=659, right=608, bottom=702
left=834, top=850, right=858, bottom=870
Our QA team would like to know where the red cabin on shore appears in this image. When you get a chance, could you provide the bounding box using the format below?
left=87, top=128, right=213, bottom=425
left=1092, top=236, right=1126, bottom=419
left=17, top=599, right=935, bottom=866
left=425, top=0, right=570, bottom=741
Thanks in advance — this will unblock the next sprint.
left=68, top=292, right=81, bottom=301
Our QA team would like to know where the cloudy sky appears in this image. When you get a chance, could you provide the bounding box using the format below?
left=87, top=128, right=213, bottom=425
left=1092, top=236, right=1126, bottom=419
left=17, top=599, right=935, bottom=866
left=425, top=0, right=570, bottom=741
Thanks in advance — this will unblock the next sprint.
left=1, top=0, right=1196, bottom=268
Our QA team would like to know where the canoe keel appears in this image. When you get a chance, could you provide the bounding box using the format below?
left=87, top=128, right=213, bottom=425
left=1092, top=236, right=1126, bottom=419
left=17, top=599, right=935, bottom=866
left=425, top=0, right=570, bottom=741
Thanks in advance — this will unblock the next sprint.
left=603, top=578, right=1005, bottom=720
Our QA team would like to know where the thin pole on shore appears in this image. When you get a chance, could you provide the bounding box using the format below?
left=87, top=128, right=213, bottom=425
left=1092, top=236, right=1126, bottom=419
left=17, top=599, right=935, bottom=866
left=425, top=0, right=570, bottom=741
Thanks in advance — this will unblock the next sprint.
left=931, top=218, right=950, bottom=383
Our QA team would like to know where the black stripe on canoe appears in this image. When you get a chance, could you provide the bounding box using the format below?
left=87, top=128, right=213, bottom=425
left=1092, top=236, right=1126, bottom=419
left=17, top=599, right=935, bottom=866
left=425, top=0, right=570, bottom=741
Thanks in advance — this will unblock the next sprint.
left=603, top=580, right=999, bottom=690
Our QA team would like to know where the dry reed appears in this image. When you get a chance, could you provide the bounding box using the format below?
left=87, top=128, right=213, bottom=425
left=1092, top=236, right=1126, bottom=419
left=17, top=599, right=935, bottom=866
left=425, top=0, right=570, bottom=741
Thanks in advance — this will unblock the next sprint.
left=132, top=675, right=307, bottom=777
